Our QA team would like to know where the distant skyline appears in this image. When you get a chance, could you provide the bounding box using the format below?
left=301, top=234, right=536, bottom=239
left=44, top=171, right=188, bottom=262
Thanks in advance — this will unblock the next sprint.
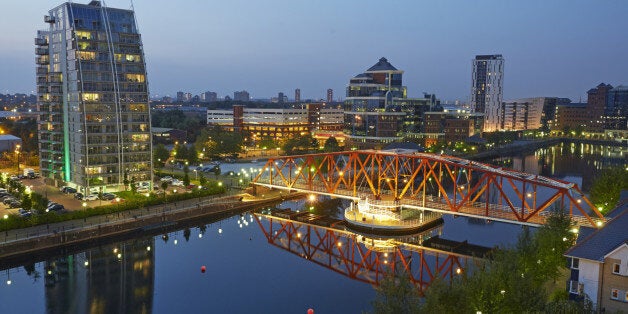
left=1, top=0, right=627, bottom=102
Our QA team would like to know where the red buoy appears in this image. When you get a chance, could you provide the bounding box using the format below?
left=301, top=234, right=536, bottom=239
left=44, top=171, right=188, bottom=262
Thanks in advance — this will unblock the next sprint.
left=201, top=266, right=206, bottom=273
left=307, top=309, right=314, bottom=314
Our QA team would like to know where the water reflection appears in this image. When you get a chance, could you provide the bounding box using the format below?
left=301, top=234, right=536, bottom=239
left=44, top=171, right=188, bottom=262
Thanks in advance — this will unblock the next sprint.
left=253, top=209, right=487, bottom=294
left=43, top=237, right=154, bottom=313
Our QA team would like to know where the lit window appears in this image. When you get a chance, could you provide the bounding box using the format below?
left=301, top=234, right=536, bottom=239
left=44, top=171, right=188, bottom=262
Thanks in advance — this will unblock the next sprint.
left=611, top=289, right=619, bottom=300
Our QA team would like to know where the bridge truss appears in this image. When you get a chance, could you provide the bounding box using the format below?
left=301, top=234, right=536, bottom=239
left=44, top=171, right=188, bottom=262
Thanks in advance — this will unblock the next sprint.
left=252, top=150, right=605, bottom=227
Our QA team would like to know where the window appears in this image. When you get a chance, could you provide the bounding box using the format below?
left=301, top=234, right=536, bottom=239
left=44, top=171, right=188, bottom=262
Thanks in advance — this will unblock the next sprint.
left=569, top=281, right=581, bottom=294
left=611, top=289, right=619, bottom=300
left=571, top=258, right=579, bottom=270
left=612, top=263, right=620, bottom=274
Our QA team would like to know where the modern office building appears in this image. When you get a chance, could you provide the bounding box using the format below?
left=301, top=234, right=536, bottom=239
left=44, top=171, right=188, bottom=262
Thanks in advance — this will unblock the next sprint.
left=605, top=85, right=628, bottom=130
left=343, top=57, right=438, bottom=149
left=36, top=0, right=152, bottom=193
left=295, top=88, right=301, bottom=103
left=206, top=103, right=343, bottom=141
left=471, top=54, right=504, bottom=132
left=327, top=89, right=333, bottom=103
left=540, top=97, right=572, bottom=131
left=233, top=90, right=250, bottom=102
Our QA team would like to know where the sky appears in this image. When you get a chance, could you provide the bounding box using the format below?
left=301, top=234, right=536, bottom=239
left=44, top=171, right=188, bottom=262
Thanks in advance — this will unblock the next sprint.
left=1, top=0, right=627, bottom=102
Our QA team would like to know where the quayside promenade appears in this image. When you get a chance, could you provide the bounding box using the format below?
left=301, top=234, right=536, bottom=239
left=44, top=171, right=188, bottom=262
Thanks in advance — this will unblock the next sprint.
left=0, top=190, right=302, bottom=264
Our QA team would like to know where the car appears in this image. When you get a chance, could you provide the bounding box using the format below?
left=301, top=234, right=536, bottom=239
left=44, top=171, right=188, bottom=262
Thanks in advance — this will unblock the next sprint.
left=0, top=188, right=7, bottom=193
left=171, top=179, right=184, bottom=187
left=137, top=187, right=149, bottom=193
left=84, top=194, right=98, bottom=201
left=46, top=204, right=64, bottom=212
left=100, top=193, right=116, bottom=200
left=0, top=192, right=11, bottom=198
left=9, top=200, right=22, bottom=208
left=160, top=176, right=173, bottom=183
left=74, top=193, right=84, bottom=200
left=186, top=184, right=197, bottom=190
left=9, top=175, right=18, bottom=181
left=47, top=201, right=57, bottom=207
left=18, top=209, right=32, bottom=217
left=60, top=186, right=77, bottom=194
left=3, top=197, right=16, bottom=205
left=111, top=197, right=125, bottom=203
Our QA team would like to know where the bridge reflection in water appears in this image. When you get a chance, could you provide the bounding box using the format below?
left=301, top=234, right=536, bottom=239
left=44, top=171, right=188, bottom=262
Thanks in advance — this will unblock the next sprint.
left=253, top=210, right=488, bottom=295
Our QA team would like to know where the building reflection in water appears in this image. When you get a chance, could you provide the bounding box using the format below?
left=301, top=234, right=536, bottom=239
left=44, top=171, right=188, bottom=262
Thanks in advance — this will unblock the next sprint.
left=43, top=237, right=155, bottom=314
left=495, top=143, right=626, bottom=192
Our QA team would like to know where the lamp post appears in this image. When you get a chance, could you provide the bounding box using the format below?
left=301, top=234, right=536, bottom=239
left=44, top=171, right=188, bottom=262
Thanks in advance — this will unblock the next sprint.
left=15, top=144, right=21, bottom=174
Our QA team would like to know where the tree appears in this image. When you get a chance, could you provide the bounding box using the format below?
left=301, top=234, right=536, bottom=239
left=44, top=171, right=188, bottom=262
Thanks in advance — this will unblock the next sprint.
left=323, top=136, right=341, bottom=152
left=258, top=136, right=278, bottom=149
left=160, top=181, right=169, bottom=198
left=195, top=126, right=243, bottom=157
left=371, top=267, right=422, bottom=314
left=590, top=167, right=628, bottom=213
left=183, top=165, right=190, bottom=186
left=199, top=172, right=207, bottom=186
left=174, top=143, right=189, bottom=161
left=21, top=194, right=32, bottom=210
left=153, top=144, right=170, bottom=168
left=282, top=133, right=319, bottom=155
left=123, top=171, right=130, bottom=191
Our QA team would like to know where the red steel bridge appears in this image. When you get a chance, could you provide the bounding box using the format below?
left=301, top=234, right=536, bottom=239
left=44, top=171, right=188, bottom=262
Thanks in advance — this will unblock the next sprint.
left=254, top=212, right=477, bottom=295
left=251, top=150, right=605, bottom=228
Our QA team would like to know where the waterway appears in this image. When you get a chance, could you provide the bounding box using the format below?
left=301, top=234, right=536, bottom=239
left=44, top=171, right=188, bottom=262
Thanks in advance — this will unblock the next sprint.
left=0, top=142, right=625, bottom=313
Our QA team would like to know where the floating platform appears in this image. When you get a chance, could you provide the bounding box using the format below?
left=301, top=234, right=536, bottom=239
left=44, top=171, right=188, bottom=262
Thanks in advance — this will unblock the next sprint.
left=344, top=198, right=443, bottom=235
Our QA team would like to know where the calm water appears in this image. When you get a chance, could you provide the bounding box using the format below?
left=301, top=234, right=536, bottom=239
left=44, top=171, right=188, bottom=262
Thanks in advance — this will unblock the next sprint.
left=0, top=142, right=625, bottom=314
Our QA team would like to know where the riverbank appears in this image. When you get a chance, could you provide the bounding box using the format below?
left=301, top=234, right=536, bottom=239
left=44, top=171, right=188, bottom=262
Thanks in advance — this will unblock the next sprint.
left=0, top=191, right=303, bottom=265
left=468, top=137, right=625, bottom=161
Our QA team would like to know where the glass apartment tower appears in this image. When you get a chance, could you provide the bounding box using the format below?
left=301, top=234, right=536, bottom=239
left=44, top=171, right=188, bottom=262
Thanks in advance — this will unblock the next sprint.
left=36, top=1, right=152, bottom=193
left=471, top=54, right=504, bottom=132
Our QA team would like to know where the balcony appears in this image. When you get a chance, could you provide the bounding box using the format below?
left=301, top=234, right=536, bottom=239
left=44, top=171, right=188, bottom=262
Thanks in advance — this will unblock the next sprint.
left=35, top=37, right=48, bottom=46
left=44, top=15, right=55, bottom=24
left=36, top=67, right=48, bottom=75
left=36, top=56, right=49, bottom=65
left=35, top=47, right=49, bottom=55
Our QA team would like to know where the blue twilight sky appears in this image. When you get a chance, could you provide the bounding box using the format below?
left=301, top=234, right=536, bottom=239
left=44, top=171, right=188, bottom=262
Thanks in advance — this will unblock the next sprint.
left=0, top=0, right=627, bottom=102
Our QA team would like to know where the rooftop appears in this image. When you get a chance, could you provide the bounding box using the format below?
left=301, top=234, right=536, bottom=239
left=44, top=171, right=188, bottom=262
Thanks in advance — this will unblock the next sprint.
left=366, top=57, right=398, bottom=72
left=565, top=209, right=628, bottom=262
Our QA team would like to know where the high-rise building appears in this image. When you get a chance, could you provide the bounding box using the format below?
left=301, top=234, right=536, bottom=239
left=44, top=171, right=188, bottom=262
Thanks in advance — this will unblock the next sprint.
left=201, top=91, right=217, bottom=102
left=295, top=89, right=301, bottom=103
left=233, top=90, right=250, bottom=102
left=36, top=1, right=152, bottom=193
left=278, top=92, right=285, bottom=104
left=327, top=89, right=333, bottom=103
left=471, top=54, right=504, bottom=132
left=176, top=91, right=185, bottom=102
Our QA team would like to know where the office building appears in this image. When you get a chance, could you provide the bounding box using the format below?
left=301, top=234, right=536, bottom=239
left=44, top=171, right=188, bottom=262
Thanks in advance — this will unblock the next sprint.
left=233, top=90, right=250, bottom=102
left=587, top=83, right=612, bottom=131
left=295, top=88, right=301, bottom=103
left=540, top=97, right=571, bottom=131
left=343, top=57, right=438, bottom=149
left=207, top=103, right=343, bottom=141
left=36, top=0, right=152, bottom=193
left=327, top=89, right=333, bottom=103
left=471, top=54, right=504, bottom=132
left=605, top=85, right=628, bottom=130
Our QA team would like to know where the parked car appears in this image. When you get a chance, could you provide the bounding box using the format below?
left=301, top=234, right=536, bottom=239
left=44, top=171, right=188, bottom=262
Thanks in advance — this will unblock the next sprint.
left=160, top=176, right=173, bottom=183
left=0, top=192, right=11, bottom=198
left=111, top=197, right=125, bottom=203
left=60, top=186, right=77, bottom=194
left=100, top=193, right=116, bottom=200
left=9, top=200, right=22, bottom=208
left=3, top=197, right=16, bottom=205
left=9, top=175, right=18, bottom=181
left=74, top=193, right=84, bottom=200
left=47, top=201, right=57, bottom=207
left=137, top=187, right=150, bottom=193
left=186, top=184, right=197, bottom=190
left=84, top=194, right=98, bottom=201
left=18, top=209, right=32, bottom=217
left=171, top=179, right=184, bottom=187
left=47, top=204, right=64, bottom=212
